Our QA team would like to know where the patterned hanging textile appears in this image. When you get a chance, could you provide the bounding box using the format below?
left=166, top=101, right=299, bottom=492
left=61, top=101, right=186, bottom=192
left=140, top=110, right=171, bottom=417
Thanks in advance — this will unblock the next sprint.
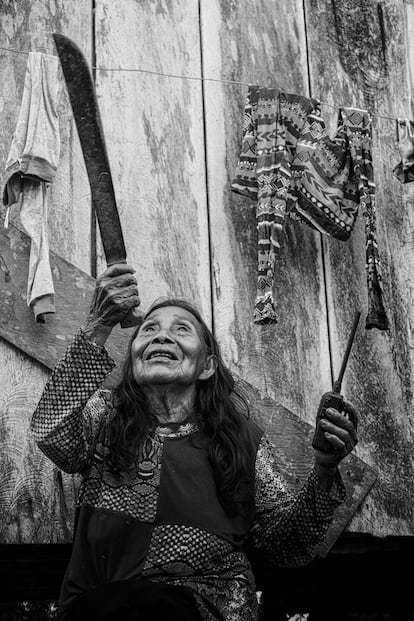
left=231, top=86, right=321, bottom=324
left=342, top=108, right=388, bottom=330
left=231, top=86, right=389, bottom=331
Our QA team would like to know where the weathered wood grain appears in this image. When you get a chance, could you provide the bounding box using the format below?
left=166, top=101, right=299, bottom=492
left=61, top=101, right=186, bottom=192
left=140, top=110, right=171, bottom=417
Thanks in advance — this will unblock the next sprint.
left=0, top=0, right=93, bottom=271
left=94, top=0, right=212, bottom=322
left=0, top=0, right=93, bottom=542
left=0, top=222, right=131, bottom=377
left=407, top=1, right=414, bottom=91
left=305, top=0, right=414, bottom=535
left=0, top=222, right=133, bottom=542
left=200, top=1, right=332, bottom=430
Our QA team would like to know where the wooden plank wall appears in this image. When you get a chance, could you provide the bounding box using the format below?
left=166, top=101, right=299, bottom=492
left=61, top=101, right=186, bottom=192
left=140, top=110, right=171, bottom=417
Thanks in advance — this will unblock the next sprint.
left=0, top=0, right=413, bottom=543
left=0, top=0, right=92, bottom=543
left=201, top=0, right=332, bottom=423
left=94, top=1, right=212, bottom=318
left=304, top=0, right=414, bottom=535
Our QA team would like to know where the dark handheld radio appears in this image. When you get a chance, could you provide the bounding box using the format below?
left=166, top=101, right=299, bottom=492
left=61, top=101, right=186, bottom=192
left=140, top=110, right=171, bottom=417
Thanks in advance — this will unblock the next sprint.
left=312, top=311, right=361, bottom=453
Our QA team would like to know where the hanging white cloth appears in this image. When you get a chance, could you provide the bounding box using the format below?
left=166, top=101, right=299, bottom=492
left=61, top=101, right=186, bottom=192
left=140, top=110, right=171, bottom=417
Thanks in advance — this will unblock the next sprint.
left=3, top=51, right=61, bottom=322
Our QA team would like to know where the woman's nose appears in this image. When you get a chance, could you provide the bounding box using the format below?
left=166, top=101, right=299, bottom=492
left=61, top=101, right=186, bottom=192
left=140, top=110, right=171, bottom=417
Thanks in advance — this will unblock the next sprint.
left=152, top=331, right=174, bottom=343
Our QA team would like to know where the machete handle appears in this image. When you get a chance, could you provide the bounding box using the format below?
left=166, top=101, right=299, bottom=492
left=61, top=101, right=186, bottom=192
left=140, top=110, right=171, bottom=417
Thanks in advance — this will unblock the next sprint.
left=120, top=307, right=146, bottom=329
left=105, top=260, right=145, bottom=329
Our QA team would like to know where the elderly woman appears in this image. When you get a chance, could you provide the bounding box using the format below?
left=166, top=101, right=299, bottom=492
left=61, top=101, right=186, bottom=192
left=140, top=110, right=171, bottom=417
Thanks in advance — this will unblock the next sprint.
left=31, top=264, right=358, bottom=621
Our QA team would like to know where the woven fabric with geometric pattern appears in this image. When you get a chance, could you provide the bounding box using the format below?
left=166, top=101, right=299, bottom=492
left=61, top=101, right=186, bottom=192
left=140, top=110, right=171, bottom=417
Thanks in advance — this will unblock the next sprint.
left=232, top=86, right=389, bottom=331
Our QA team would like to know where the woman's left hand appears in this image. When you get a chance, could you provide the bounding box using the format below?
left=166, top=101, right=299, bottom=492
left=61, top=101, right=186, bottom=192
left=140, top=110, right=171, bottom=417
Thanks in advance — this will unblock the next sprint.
left=313, top=401, right=359, bottom=471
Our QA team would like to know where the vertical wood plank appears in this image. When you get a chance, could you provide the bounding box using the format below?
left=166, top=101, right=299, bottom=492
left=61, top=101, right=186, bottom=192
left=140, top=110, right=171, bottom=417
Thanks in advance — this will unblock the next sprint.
left=0, top=0, right=92, bottom=270
left=305, top=0, right=414, bottom=535
left=200, top=0, right=332, bottom=423
left=94, top=0, right=211, bottom=322
left=0, top=0, right=93, bottom=542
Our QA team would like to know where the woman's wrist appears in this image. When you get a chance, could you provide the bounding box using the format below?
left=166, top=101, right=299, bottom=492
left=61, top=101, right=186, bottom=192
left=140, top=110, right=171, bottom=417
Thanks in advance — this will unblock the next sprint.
left=314, top=462, right=337, bottom=492
left=81, top=317, right=112, bottom=346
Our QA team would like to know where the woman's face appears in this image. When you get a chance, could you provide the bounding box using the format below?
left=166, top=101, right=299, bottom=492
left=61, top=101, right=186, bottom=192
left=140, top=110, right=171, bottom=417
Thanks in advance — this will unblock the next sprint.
left=131, top=306, right=214, bottom=386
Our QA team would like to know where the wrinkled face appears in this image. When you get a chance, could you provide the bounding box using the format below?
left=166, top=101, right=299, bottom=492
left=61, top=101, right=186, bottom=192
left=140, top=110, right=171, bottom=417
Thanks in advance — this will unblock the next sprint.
left=131, top=306, right=214, bottom=386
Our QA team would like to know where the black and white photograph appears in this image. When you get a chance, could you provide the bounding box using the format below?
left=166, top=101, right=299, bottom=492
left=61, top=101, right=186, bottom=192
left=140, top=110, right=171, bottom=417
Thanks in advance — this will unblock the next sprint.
left=0, top=1, right=413, bottom=619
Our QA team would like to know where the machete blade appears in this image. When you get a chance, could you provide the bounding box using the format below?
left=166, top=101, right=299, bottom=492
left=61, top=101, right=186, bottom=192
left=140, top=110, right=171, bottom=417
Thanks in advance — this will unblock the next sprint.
left=53, top=32, right=126, bottom=266
left=53, top=33, right=144, bottom=328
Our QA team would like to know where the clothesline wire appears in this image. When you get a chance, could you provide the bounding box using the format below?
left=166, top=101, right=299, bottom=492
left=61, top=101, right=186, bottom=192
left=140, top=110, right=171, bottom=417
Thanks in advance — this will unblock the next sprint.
left=0, top=44, right=401, bottom=122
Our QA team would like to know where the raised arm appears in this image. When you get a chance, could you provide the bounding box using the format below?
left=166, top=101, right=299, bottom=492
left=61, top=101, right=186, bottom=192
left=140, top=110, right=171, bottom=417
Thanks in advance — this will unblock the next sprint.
left=250, top=404, right=358, bottom=567
left=31, top=331, right=116, bottom=473
left=31, top=263, right=141, bottom=473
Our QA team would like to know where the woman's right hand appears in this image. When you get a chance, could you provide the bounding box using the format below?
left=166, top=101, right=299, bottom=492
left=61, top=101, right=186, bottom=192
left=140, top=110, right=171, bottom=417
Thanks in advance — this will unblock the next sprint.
left=82, top=263, right=141, bottom=345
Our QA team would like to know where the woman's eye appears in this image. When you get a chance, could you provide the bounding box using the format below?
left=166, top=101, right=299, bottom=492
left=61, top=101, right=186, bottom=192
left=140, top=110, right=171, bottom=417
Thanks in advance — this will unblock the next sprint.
left=143, top=325, right=155, bottom=332
left=176, top=325, right=190, bottom=332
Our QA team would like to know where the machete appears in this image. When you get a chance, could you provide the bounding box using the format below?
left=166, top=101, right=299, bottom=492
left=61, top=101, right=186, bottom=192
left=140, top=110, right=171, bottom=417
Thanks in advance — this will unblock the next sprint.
left=53, top=32, right=143, bottom=328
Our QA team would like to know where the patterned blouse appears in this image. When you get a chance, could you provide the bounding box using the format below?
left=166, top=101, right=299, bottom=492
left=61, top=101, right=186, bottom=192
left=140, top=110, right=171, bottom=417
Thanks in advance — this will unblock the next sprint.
left=31, top=330, right=345, bottom=621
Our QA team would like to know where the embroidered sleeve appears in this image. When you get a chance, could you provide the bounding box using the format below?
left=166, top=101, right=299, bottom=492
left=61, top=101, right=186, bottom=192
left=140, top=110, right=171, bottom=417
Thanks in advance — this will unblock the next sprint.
left=31, top=329, right=116, bottom=474
left=230, top=85, right=259, bottom=199
left=249, top=434, right=345, bottom=568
